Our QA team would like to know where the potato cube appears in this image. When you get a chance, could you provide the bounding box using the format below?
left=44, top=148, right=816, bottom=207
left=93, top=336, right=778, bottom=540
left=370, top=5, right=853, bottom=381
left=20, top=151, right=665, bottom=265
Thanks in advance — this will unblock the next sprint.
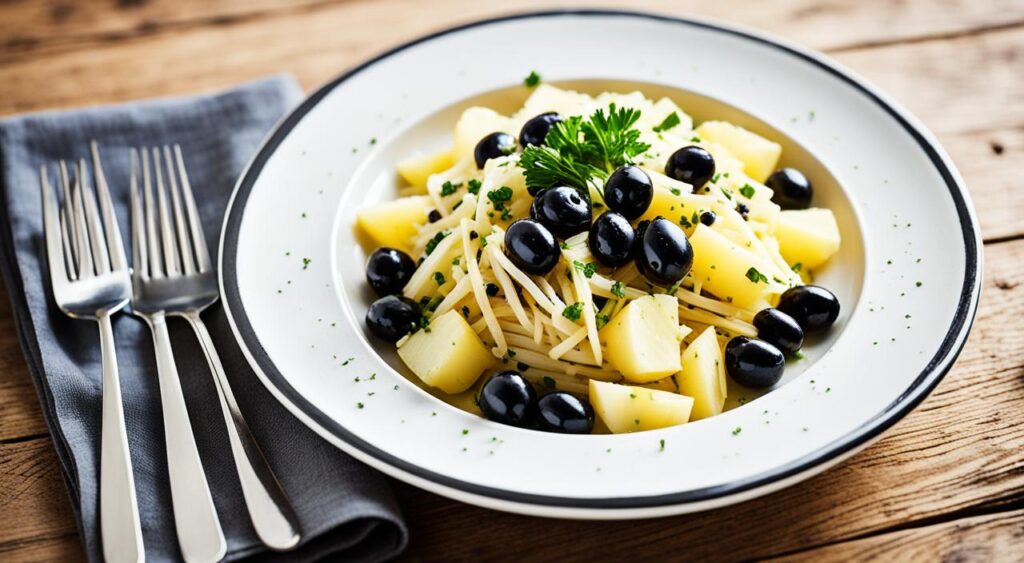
left=356, top=196, right=430, bottom=254
left=696, top=121, right=782, bottom=183
left=600, top=294, right=683, bottom=383
left=397, top=148, right=454, bottom=188
left=674, top=327, right=727, bottom=420
left=398, top=311, right=495, bottom=394
left=589, top=380, right=694, bottom=433
left=775, top=208, right=841, bottom=270
left=689, top=224, right=777, bottom=309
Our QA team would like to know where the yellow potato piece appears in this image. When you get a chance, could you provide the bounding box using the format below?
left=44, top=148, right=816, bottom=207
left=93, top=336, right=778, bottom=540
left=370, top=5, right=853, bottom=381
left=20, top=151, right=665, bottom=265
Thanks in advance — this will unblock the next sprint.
left=356, top=196, right=429, bottom=254
left=397, top=147, right=454, bottom=188
left=689, top=224, right=777, bottom=309
left=775, top=208, right=841, bottom=271
left=398, top=311, right=496, bottom=394
left=454, top=107, right=512, bottom=162
left=600, top=294, right=684, bottom=383
left=674, top=327, right=727, bottom=420
left=696, top=121, right=782, bottom=183
left=589, top=380, right=694, bottom=433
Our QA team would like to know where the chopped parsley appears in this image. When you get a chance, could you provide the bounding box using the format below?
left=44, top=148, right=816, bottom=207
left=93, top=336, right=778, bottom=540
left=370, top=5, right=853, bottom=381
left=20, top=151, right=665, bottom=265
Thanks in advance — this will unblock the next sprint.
left=739, top=183, right=756, bottom=198
left=519, top=104, right=650, bottom=191
left=467, top=178, right=482, bottom=195
left=652, top=112, right=681, bottom=133
left=462, top=429, right=469, bottom=435
left=732, top=426, right=742, bottom=436
left=487, top=186, right=514, bottom=220
left=301, top=257, right=311, bottom=270
left=523, top=70, right=541, bottom=88
left=424, top=231, right=449, bottom=255
left=573, top=260, right=597, bottom=279
left=659, top=439, right=666, bottom=451
left=670, top=187, right=682, bottom=196
left=357, top=402, right=364, bottom=409
left=562, top=302, right=583, bottom=321
left=433, top=272, right=446, bottom=285
left=745, top=267, right=769, bottom=284
left=596, top=314, right=610, bottom=329
left=791, top=262, right=803, bottom=273
left=542, top=376, right=556, bottom=389
left=611, top=281, right=626, bottom=298
left=440, top=180, right=461, bottom=196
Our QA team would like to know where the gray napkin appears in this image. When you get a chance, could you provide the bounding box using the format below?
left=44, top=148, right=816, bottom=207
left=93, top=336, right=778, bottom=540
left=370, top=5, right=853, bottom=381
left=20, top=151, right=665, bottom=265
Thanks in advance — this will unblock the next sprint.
left=0, top=75, right=407, bottom=562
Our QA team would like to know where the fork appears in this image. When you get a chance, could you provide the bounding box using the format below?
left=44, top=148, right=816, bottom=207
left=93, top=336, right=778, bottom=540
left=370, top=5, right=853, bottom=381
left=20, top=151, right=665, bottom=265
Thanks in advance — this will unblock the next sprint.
left=39, top=145, right=144, bottom=563
left=132, top=144, right=301, bottom=550
left=128, top=146, right=226, bottom=562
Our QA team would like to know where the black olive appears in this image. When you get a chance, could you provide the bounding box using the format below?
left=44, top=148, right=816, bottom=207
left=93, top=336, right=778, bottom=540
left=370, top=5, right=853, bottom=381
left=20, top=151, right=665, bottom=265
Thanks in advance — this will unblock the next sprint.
left=699, top=210, right=716, bottom=226
left=777, top=285, right=840, bottom=333
left=753, top=308, right=804, bottom=355
left=766, top=168, right=813, bottom=209
left=504, top=219, right=560, bottom=275
left=365, top=295, right=420, bottom=342
left=365, top=247, right=416, bottom=296
left=478, top=370, right=537, bottom=427
left=725, top=337, right=785, bottom=389
left=474, top=132, right=516, bottom=169
left=427, top=210, right=441, bottom=223
left=537, top=392, right=594, bottom=434
left=588, top=212, right=636, bottom=268
left=529, top=186, right=592, bottom=239
left=519, top=112, right=563, bottom=147
left=636, top=217, right=694, bottom=287
left=665, top=146, right=715, bottom=190
left=603, top=165, right=653, bottom=220
left=485, top=283, right=500, bottom=297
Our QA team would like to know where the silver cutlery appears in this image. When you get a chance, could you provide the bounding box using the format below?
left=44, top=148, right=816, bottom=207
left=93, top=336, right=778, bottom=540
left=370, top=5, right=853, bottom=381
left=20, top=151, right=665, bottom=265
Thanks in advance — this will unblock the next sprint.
left=39, top=147, right=143, bottom=563
left=128, top=146, right=226, bottom=563
left=131, top=144, right=301, bottom=550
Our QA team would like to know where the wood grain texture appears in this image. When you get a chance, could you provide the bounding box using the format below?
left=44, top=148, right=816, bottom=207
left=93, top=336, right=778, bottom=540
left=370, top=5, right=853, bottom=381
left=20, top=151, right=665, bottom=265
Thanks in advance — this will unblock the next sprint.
left=0, top=4, right=1020, bottom=243
left=774, top=509, right=1024, bottom=561
left=0, top=1, right=1019, bottom=560
left=3, top=237, right=1019, bottom=560
left=3, top=0, right=1024, bottom=61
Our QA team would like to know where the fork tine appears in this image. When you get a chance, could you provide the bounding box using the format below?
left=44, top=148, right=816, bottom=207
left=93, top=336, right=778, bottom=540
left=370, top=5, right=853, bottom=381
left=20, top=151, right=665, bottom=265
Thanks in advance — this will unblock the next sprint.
left=141, top=148, right=164, bottom=278
left=57, top=161, right=79, bottom=275
left=79, top=159, right=110, bottom=275
left=70, top=169, right=94, bottom=279
left=39, top=166, right=70, bottom=285
left=173, top=145, right=212, bottom=272
left=59, top=211, right=76, bottom=281
left=91, top=141, right=127, bottom=272
left=152, top=147, right=181, bottom=277
left=129, top=149, right=148, bottom=281
left=163, top=146, right=196, bottom=275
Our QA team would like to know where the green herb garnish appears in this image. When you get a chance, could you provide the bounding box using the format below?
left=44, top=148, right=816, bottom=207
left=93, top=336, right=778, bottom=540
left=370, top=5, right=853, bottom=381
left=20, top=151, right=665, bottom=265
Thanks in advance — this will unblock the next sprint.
left=745, top=267, right=769, bottom=284
left=652, top=112, right=681, bottom=133
left=562, top=302, right=583, bottom=321
left=424, top=231, right=449, bottom=255
left=433, top=272, right=445, bottom=285
left=573, top=260, right=597, bottom=279
left=611, top=281, right=626, bottom=298
left=524, top=70, right=541, bottom=88
left=467, top=178, right=482, bottom=195
left=739, top=184, right=756, bottom=198
left=440, top=180, right=461, bottom=196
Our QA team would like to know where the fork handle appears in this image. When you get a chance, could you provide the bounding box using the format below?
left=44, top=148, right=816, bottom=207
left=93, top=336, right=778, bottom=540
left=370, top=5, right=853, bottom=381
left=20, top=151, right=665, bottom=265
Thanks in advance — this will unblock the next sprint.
left=149, top=312, right=226, bottom=563
left=97, top=312, right=145, bottom=563
left=182, top=311, right=301, bottom=550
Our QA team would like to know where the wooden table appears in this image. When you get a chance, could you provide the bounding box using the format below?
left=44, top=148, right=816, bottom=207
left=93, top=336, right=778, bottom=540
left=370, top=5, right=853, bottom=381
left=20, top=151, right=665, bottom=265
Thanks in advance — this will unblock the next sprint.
left=1, top=1, right=1022, bottom=560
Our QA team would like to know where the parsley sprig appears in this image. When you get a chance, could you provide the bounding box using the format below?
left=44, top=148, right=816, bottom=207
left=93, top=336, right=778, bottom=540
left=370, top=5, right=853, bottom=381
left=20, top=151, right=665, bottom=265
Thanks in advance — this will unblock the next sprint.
left=520, top=103, right=650, bottom=192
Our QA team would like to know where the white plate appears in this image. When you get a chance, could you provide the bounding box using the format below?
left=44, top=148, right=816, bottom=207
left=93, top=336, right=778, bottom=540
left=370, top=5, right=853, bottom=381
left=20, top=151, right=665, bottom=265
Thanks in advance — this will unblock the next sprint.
left=219, top=10, right=981, bottom=518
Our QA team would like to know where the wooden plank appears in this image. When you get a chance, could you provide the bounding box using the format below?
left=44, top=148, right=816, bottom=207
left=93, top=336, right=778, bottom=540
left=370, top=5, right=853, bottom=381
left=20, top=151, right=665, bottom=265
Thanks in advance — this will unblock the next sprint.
left=0, top=438, right=79, bottom=548
left=393, top=237, right=1024, bottom=561
left=0, top=230, right=1019, bottom=561
left=0, top=293, right=47, bottom=441
left=0, top=534, right=83, bottom=563
left=0, top=6, right=1018, bottom=243
left=773, top=509, right=1024, bottom=561
left=1, top=0, right=1023, bottom=63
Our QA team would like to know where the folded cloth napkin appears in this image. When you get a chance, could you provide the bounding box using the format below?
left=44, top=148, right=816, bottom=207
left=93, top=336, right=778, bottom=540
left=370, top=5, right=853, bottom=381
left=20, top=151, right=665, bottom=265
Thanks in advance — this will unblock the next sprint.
left=0, top=75, right=407, bottom=562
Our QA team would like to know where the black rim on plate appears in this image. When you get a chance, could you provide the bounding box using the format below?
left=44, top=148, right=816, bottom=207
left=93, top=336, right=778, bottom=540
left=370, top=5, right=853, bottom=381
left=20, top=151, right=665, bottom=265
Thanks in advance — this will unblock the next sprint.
left=220, top=10, right=981, bottom=509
